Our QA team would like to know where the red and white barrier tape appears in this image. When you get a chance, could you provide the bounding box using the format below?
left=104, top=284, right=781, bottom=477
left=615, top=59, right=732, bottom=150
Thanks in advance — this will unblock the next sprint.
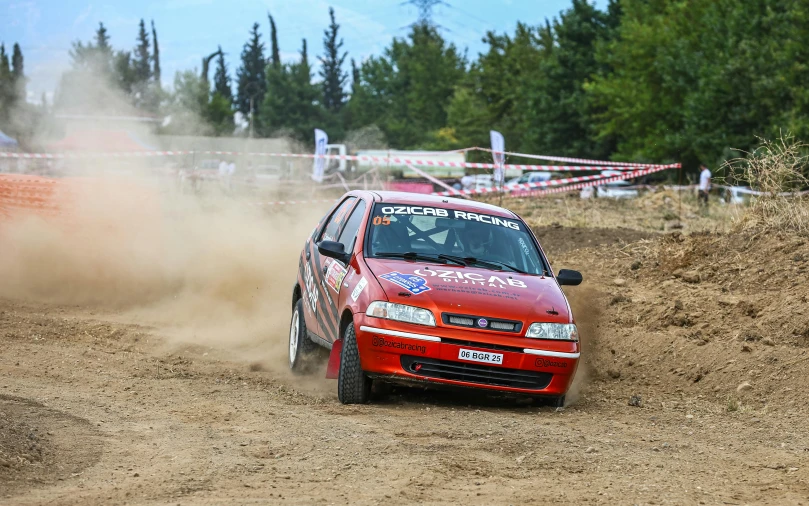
left=516, top=165, right=672, bottom=198
left=471, top=147, right=669, bottom=167
left=432, top=171, right=634, bottom=197
left=1, top=150, right=679, bottom=172
left=0, top=151, right=193, bottom=159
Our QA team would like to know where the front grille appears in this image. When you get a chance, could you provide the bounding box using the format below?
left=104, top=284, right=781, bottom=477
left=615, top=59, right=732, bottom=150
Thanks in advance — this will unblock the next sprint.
left=441, top=313, right=523, bottom=333
left=401, top=356, right=552, bottom=390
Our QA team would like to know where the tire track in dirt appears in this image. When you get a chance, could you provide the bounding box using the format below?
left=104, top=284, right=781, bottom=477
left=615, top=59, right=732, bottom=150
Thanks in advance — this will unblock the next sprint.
left=0, top=395, right=103, bottom=499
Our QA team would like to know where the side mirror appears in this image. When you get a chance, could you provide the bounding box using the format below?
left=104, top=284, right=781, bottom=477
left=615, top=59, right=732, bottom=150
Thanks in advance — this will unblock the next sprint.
left=556, top=269, right=583, bottom=286
left=317, top=240, right=350, bottom=264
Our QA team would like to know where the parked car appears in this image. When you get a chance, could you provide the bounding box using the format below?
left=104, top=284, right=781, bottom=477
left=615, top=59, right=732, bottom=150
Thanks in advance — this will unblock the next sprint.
left=581, top=171, right=639, bottom=199
left=460, top=174, right=495, bottom=190
left=507, top=171, right=553, bottom=186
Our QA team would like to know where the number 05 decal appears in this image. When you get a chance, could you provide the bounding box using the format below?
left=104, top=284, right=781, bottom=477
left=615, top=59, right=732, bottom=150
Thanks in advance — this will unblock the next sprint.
left=372, top=216, right=391, bottom=226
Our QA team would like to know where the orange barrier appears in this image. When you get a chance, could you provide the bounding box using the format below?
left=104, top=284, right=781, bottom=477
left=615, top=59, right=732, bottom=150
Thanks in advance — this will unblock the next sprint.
left=0, top=175, right=63, bottom=218
left=0, top=174, right=164, bottom=228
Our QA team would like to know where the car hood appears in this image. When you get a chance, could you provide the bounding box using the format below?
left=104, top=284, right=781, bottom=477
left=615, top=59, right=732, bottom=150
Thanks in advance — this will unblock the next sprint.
left=364, top=258, right=571, bottom=326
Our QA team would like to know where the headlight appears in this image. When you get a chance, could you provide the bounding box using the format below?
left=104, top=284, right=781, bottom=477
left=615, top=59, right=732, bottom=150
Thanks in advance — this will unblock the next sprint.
left=365, top=301, right=436, bottom=327
left=525, top=323, right=578, bottom=341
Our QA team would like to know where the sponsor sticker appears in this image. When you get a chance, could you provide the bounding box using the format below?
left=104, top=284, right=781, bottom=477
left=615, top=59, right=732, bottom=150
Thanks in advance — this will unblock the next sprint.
left=303, top=262, right=318, bottom=314
left=518, top=237, right=532, bottom=257
left=379, top=272, right=431, bottom=295
left=535, top=357, right=569, bottom=369
left=351, top=276, right=368, bottom=302
left=414, top=268, right=527, bottom=288
left=380, top=206, right=448, bottom=217
left=371, top=335, right=426, bottom=355
left=325, top=261, right=347, bottom=293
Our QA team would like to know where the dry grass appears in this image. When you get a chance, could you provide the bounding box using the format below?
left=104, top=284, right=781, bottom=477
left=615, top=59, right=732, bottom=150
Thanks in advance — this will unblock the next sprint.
left=486, top=192, right=734, bottom=234
left=724, top=136, right=809, bottom=234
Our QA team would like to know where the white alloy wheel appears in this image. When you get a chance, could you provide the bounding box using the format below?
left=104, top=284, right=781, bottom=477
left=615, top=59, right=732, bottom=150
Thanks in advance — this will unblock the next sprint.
left=289, top=308, right=300, bottom=367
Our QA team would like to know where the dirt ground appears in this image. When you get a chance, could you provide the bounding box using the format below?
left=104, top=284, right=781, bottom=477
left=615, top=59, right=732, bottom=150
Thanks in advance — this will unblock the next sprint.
left=2, top=187, right=809, bottom=505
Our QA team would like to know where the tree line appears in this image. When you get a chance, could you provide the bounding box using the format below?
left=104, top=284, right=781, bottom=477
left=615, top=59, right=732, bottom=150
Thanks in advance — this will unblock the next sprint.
left=0, top=42, right=45, bottom=142
left=2, top=0, right=808, bottom=173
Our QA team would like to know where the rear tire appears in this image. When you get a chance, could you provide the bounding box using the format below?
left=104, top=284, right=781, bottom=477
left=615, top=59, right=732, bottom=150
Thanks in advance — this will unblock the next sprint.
left=289, top=299, right=317, bottom=374
left=337, top=323, right=371, bottom=404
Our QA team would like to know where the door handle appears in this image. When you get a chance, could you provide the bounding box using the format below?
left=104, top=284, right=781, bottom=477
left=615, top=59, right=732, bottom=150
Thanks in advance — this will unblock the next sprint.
left=306, top=248, right=311, bottom=260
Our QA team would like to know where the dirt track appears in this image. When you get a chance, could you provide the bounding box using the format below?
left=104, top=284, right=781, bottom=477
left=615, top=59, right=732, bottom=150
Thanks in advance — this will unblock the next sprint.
left=3, top=220, right=809, bottom=505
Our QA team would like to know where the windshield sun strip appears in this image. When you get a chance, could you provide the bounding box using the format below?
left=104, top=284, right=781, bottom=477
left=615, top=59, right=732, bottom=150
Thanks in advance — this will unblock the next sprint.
left=364, top=203, right=552, bottom=276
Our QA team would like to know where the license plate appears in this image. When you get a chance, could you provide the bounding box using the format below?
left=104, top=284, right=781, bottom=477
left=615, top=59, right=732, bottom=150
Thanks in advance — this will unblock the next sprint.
left=458, top=348, right=503, bottom=365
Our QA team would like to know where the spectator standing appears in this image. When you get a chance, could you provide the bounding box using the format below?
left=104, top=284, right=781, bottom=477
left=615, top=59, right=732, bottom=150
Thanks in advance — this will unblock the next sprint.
left=698, top=165, right=711, bottom=207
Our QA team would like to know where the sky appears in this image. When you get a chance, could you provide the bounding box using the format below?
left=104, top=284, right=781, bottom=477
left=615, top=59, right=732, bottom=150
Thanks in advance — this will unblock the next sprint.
left=2, top=0, right=608, bottom=103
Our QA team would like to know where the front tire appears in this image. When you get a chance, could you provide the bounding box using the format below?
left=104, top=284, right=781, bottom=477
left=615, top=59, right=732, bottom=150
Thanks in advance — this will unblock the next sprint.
left=337, top=323, right=371, bottom=404
left=289, top=299, right=316, bottom=374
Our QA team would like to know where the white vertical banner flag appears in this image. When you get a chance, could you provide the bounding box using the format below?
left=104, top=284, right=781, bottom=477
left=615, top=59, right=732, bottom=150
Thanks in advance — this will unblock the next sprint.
left=312, top=128, right=329, bottom=183
left=490, top=130, right=505, bottom=187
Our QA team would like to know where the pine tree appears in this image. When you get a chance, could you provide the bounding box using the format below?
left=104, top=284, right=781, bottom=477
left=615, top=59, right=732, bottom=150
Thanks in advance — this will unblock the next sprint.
left=11, top=43, right=23, bottom=80
left=96, top=22, right=112, bottom=55
left=94, top=23, right=114, bottom=75
left=235, top=23, right=267, bottom=116
left=133, top=19, right=151, bottom=83
left=0, top=45, right=11, bottom=122
left=213, top=46, right=233, bottom=102
left=261, top=39, right=323, bottom=141
left=11, top=43, right=24, bottom=104
left=319, top=7, right=348, bottom=112
left=115, top=51, right=135, bottom=93
left=350, top=58, right=360, bottom=93
left=268, top=13, right=280, bottom=69
left=348, top=23, right=465, bottom=148
left=151, top=20, right=161, bottom=84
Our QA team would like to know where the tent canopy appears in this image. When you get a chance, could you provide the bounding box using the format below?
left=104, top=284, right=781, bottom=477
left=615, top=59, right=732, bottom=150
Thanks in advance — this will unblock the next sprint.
left=0, top=129, right=19, bottom=148
left=47, top=130, right=155, bottom=152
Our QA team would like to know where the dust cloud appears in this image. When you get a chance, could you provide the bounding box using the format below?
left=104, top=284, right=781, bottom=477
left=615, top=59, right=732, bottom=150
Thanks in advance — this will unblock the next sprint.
left=0, top=71, right=343, bottom=380
left=564, top=286, right=604, bottom=405
left=0, top=175, right=331, bottom=369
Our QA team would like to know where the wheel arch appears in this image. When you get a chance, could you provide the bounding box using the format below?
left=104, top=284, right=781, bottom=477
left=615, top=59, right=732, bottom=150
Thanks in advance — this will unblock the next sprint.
left=339, top=308, right=355, bottom=339
left=291, top=282, right=302, bottom=310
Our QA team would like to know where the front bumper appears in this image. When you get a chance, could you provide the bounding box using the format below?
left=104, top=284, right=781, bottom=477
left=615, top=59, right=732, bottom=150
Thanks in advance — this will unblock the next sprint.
left=355, top=316, right=579, bottom=396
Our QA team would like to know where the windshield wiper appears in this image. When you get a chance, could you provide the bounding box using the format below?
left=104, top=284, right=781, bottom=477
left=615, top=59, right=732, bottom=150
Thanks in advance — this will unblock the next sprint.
left=374, top=252, right=466, bottom=266
left=437, top=254, right=469, bottom=266
left=463, top=257, right=528, bottom=274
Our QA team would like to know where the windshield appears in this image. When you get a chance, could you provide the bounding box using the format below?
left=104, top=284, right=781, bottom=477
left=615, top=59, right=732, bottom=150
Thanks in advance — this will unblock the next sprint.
left=366, top=203, right=548, bottom=275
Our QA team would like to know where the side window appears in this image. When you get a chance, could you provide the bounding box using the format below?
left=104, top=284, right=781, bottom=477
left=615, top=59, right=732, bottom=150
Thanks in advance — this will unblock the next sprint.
left=319, top=197, right=356, bottom=242
left=337, top=200, right=367, bottom=253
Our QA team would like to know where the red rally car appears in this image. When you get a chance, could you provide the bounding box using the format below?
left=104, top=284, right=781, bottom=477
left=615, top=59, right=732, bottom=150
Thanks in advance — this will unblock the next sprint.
left=289, top=191, right=583, bottom=405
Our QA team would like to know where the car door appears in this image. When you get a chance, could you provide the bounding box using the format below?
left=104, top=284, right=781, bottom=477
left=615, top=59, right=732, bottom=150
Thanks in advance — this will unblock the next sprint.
left=305, top=196, right=356, bottom=342
left=331, top=199, right=368, bottom=323
left=315, top=198, right=368, bottom=344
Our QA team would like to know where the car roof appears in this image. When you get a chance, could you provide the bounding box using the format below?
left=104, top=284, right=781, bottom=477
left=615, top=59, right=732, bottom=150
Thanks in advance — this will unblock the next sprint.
left=361, top=190, right=518, bottom=218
